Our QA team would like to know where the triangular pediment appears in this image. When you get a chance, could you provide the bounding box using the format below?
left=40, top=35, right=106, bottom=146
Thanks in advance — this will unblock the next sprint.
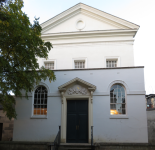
left=41, top=3, right=139, bottom=34
left=58, top=77, right=96, bottom=92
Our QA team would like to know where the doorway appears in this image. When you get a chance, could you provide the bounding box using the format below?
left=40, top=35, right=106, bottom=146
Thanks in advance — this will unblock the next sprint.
left=67, top=100, right=88, bottom=143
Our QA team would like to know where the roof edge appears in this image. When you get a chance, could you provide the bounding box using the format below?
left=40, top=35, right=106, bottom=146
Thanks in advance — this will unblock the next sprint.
left=80, top=3, right=140, bottom=28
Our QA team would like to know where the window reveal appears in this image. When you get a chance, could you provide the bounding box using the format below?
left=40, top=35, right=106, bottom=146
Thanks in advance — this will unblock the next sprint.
left=110, top=84, right=126, bottom=115
left=34, top=86, right=47, bottom=115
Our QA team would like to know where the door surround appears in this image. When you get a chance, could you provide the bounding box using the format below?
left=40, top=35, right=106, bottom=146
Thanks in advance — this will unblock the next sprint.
left=58, top=78, right=96, bottom=143
left=61, top=96, right=93, bottom=143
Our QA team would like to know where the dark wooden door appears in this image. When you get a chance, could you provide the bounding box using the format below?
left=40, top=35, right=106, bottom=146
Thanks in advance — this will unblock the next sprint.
left=0, top=123, right=3, bottom=141
left=67, top=100, right=88, bottom=143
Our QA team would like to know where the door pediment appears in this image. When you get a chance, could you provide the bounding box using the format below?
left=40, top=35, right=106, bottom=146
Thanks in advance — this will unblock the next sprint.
left=66, top=83, right=89, bottom=96
left=58, top=77, right=96, bottom=96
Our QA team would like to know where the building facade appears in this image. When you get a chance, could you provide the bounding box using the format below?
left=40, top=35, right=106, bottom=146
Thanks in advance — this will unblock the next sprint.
left=13, top=3, right=148, bottom=143
left=146, top=94, right=155, bottom=109
left=0, top=104, right=14, bottom=141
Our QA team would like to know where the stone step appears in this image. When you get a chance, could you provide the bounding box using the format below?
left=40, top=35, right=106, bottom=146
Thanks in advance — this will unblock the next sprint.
left=58, top=148, right=92, bottom=150
left=58, top=143, right=93, bottom=150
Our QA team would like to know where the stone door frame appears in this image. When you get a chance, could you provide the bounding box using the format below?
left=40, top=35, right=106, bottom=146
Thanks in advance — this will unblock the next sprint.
left=60, top=95, right=93, bottom=143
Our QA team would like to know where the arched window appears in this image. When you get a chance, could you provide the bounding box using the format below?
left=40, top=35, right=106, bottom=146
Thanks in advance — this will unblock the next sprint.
left=34, top=86, right=47, bottom=115
left=110, top=84, right=126, bottom=115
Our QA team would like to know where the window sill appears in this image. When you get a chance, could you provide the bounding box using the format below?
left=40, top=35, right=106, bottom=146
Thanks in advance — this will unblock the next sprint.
left=30, top=115, right=48, bottom=119
left=109, top=115, right=128, bottom=119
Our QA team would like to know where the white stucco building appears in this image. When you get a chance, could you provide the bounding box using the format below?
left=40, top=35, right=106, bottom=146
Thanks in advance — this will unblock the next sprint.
left=13, top=3, right=148, bottom=144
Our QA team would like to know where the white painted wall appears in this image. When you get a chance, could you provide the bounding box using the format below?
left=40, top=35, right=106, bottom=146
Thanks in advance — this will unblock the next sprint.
left=38, top=41, right=135, bottom=69
left=39, top=11, right=136, bottom=69
left=13, top=96, right=61, bottom=142
left=93, top=95, right=147, bottom=143
left=13, top=67, right=148, bottom=143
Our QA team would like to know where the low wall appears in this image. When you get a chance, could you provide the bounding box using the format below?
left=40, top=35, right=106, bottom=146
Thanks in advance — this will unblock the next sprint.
left=0, top=142, right=50, bottom=150
left=147, top=108, right=155, bottom=143
left=0, top=142, right=155, bottom=150
left=98, top=143, right=155, bottom=150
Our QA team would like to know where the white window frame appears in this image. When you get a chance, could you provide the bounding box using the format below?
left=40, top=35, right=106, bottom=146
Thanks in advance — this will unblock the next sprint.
left=106, top=60, right=117, bottom=68
left=44, top=59, right=57, bottom=70
left=109, top=84, right=129, bottom=119
left=31, top=83, right=49, bottom=119
left=104, top=56, right=120, bottom=68
left=110, top=84, right=126, bottom=115
left=72, top=58, right=87, bottom=69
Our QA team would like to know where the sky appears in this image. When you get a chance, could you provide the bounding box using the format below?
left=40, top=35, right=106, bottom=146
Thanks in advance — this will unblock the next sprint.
left=22, top=0, right=155, bottom=94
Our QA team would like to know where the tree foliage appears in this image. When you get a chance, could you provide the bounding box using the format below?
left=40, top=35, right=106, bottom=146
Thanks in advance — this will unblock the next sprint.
left=0, top=0, right=56, bottom=119
left=0, top=0, right=7, bottom=9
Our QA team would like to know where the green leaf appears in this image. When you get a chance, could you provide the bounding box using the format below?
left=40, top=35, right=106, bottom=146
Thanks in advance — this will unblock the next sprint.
left=0, top=0, right=56, bottom=120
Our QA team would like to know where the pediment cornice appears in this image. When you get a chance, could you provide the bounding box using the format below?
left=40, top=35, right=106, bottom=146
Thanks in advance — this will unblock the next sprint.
left=41, top=3, right=139, bottom=34
left=58, top=77, right=96, bottom=91
left=41, top=29, right=138, bottom=40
